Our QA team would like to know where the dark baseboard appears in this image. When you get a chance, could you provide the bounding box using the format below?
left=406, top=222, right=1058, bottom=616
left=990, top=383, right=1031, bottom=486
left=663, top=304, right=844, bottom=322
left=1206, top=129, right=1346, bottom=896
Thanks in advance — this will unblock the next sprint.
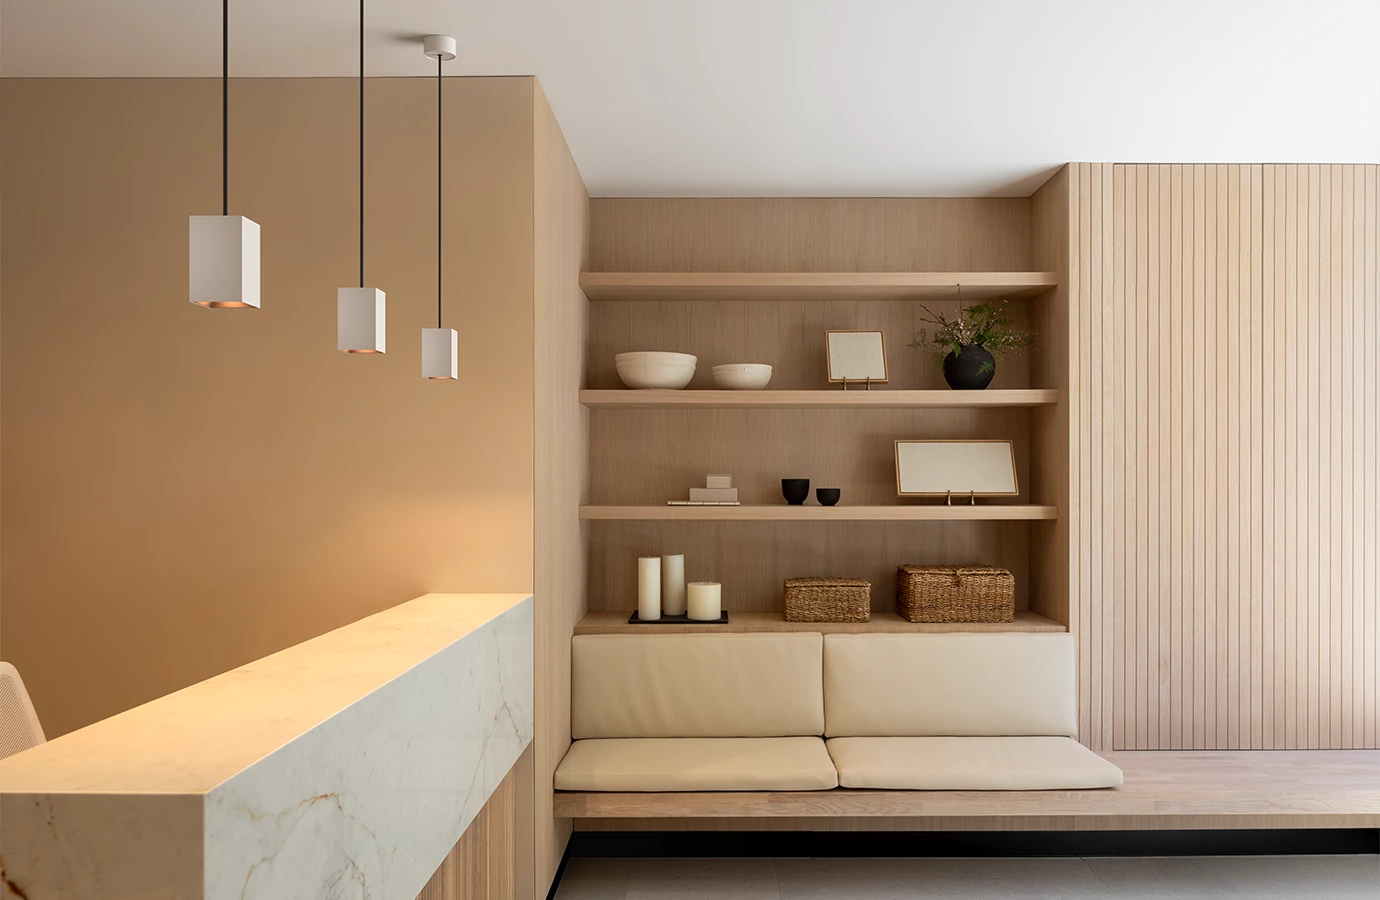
left=544, top=842, right=573, bottom=900
left=568, top=828, right=1379, bottom=859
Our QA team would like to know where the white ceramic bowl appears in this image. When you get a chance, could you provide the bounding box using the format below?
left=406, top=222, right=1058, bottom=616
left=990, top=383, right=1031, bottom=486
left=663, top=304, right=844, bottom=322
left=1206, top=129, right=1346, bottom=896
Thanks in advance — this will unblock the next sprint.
left=712, top=363, right=773, bottom=390
left=615, top=351, right=698, bottom=390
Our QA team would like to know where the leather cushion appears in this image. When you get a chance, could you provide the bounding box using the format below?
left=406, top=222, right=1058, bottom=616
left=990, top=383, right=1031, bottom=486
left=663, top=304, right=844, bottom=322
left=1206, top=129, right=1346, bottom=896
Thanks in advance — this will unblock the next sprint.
left=555, top=737, right=838, bottom=792
left=572, top=633, right=824, bottom=739
left=827, top=735, right=1124, bottom=790
left=824, top=633, right=1078, bottom=737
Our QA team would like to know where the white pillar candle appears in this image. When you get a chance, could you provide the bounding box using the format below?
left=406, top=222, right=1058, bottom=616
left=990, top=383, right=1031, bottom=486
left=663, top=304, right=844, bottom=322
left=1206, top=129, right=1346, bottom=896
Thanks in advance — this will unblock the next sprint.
left=661, top=554, right=686, bottom=616
left=637, top=557, right=662, bottom=621
left=687, top=581, right=722, bottom=621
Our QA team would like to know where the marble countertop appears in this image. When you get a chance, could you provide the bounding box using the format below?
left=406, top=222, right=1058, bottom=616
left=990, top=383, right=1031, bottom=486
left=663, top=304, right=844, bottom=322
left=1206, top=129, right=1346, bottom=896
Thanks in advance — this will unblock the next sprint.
left=1, top=592, right=534, bottom=900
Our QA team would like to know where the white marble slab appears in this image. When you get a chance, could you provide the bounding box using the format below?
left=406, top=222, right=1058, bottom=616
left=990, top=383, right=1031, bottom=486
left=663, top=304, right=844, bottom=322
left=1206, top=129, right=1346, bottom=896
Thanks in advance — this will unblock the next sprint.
left=0, top=593, right=533, bottom=900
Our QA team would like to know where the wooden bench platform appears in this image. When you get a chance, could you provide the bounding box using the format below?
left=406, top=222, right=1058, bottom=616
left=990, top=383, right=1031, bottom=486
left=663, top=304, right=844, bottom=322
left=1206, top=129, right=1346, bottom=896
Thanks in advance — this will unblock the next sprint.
left=556, top=750, right=1380, bottom=830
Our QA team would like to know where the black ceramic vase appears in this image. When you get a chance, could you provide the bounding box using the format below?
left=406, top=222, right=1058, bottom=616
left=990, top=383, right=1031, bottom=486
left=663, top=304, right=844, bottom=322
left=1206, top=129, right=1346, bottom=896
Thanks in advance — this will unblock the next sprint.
left=781, top=478, right=810, bottom=505
left=943, top=343, right=996, bottom=390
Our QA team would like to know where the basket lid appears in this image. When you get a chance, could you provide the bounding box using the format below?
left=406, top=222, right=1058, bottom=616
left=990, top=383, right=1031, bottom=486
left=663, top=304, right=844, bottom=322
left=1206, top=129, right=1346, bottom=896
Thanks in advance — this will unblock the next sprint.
left=785, top=577, right=871, bottom=587
left=897, top=564, right=1009, bottom=576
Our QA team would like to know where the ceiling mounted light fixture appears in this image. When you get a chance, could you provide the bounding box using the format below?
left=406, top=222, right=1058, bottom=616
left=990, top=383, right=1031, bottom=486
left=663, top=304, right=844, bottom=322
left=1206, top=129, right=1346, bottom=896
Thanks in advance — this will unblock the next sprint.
left=421, top=34, right=458, bottom=381
left=338, top=0, right=385, bottom=353
left=189, top=0, right=260, bottom=309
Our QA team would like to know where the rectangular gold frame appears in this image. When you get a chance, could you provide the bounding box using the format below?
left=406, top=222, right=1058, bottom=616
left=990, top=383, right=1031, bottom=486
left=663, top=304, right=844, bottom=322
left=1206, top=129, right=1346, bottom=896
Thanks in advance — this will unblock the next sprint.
left=893, top=438, right=1020, bottom=498
left=825, top=330, right=889, bottom=385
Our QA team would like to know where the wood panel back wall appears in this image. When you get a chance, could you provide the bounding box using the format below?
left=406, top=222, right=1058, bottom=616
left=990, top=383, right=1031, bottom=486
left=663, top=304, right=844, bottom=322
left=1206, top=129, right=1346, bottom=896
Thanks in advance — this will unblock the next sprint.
left=587, top=521, right=1030, bottom=615
left=584, top=198, right=1049, bottom=620
left=588, top=199, right=1033, bottom=272
left=587, top=300, right=1034, bottom=391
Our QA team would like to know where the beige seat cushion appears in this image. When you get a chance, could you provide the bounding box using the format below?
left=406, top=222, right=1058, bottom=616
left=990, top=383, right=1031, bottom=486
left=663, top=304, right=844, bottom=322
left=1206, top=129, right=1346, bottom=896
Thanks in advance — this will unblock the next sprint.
left=572, top=633, right=824, bottom=739
left=555, top=737, right=838, bottom=792
left=824, top=633, right=1077, bottom=737
left=827, top=736, right=1123, bottom=790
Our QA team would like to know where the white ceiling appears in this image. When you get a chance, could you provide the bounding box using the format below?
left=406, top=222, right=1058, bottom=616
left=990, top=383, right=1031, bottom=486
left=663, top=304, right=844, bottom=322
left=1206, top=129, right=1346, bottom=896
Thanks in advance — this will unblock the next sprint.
left=3, top=0, right=1378, bottom=196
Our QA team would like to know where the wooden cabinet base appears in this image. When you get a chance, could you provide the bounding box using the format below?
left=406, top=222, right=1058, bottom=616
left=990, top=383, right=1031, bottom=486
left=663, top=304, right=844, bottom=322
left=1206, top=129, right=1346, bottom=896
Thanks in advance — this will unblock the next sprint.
left=418, top=764, right=518, bottom=900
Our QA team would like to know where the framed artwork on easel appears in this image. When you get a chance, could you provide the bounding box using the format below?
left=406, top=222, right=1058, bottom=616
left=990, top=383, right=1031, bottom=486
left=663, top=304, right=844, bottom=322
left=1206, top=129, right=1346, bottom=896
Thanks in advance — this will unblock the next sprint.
left=826, top=330, right=888, bottom=387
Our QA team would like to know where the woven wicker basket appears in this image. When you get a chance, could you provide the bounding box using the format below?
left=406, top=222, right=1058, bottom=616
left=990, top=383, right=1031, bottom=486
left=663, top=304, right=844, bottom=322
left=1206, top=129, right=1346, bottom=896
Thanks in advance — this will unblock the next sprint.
left=783, top=577, right=871, bottom=623
left=895, top=565, right=1014, bottom=623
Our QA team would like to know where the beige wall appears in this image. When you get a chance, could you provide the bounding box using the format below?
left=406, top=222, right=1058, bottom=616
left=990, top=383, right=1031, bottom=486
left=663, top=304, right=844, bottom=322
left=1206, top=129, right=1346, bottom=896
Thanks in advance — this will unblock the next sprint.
left=1, top=76, right=537, bottom=738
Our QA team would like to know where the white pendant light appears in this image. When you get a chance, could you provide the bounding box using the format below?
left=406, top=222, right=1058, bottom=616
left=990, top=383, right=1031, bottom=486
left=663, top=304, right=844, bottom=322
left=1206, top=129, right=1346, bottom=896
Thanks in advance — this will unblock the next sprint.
left=190, top=0, right=260, bottom=309
left=338, top=0, right=386, bottom=353
left=422, top=34, right=458, bottom=380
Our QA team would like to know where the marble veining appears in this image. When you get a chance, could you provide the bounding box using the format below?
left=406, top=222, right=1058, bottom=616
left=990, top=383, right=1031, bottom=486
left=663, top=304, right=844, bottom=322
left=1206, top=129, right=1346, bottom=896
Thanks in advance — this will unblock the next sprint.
left=0, top=593, right=533, bottom=900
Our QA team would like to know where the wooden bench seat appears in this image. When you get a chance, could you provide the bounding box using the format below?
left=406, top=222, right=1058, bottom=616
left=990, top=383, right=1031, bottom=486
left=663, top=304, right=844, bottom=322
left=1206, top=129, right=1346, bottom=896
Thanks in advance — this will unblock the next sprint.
left=555, top=750, right=1380, bottom=827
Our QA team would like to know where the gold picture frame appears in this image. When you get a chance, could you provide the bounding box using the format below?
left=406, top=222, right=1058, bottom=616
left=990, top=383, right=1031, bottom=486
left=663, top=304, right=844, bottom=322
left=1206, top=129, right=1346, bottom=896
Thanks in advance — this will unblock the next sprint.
left=894, top=439, right=1019, bottom=499
left=825, top=330, right=889, bottom=386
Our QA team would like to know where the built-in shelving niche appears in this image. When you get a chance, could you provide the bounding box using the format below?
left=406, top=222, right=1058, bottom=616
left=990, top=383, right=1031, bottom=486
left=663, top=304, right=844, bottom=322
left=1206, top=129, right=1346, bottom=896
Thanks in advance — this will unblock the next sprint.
left=581, top=271, right=1063, bottom=632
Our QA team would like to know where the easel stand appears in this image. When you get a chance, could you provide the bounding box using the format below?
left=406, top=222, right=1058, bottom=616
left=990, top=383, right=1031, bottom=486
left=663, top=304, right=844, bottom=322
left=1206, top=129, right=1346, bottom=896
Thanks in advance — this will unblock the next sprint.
left=944, top=490, right=978, bottom=506
left=840, top=377, right=874, bottom=391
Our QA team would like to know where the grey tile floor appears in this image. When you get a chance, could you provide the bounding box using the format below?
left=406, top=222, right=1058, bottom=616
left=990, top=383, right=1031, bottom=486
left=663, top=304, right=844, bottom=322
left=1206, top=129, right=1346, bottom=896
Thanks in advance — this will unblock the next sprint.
left=553, top=856, right=1380, bottom=899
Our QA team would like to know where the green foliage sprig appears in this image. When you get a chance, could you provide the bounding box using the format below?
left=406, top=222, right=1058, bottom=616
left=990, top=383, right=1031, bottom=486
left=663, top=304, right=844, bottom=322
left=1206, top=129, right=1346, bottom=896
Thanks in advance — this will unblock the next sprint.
left=907, top=298, right=1037, bottom=375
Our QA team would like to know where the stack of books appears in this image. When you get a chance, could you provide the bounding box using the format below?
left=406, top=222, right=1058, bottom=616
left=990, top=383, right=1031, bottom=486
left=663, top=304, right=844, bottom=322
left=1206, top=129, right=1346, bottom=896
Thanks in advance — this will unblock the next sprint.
left=668, top=473, right=740, bottom=506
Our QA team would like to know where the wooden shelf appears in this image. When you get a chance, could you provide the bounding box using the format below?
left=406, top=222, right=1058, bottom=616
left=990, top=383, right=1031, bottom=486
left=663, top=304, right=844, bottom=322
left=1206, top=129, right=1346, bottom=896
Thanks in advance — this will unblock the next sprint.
left=575, top=610, right=1066, bottom=635
left=579, top=271, right=1059, bottom=302
left=580, top=389, right=1058, bottom=409
left=579, top=505, right=1058, bottom=522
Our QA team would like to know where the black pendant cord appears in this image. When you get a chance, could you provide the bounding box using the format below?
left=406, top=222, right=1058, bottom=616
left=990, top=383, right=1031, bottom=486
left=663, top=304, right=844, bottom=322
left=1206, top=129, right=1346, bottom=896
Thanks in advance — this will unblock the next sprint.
left=222, top=0, right=228, bottom=216
left=436, top=52, right=442, bottom=329
left=359, top=0, right=365, bottom=287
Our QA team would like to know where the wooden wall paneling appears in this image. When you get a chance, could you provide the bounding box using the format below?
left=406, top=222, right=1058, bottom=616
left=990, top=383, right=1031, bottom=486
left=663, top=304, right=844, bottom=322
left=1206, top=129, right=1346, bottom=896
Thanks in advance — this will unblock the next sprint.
left=1061, top=163, right=1117, bottom=749
left=531, top=83, right=590, bottom=898
left=588, top=408, right=1033, bottom=506
left=587, top=198, right=1033, bottom=272
left=1280, top=163, right=1291, bottom=750
left=1306, top=164, right=1321, bottom=749
left=587, top=520, right=1031, bottom=614
left=1028, top=166, right=1072, bottom=629
left=587, top=299, right=1035, bottom=392
left=417, top=763, right=519, bottom=900
left=1366, top=164, right=1378, bottom=752
left=1084, top=164, right=1378, bottom=751
left=1111, top=164, right=1128, bottom=750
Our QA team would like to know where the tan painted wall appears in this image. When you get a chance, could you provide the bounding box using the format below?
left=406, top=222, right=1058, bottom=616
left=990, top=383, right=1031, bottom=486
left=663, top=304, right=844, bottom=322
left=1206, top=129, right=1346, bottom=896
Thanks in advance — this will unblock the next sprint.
left=0, top=76, right=537, bottom=738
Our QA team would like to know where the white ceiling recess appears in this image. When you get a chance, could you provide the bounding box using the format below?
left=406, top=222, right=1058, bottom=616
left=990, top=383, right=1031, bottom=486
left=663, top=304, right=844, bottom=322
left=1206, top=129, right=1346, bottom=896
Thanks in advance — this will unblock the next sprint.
left=3, top=0, right=1378, bottom=197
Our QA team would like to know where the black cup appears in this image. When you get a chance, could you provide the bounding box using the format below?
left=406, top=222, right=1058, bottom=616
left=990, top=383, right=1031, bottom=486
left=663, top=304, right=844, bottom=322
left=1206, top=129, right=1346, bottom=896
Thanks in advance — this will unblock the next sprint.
left=816, top=488, right=841, bottom=506
left=781, top=478, right=810, bottom=505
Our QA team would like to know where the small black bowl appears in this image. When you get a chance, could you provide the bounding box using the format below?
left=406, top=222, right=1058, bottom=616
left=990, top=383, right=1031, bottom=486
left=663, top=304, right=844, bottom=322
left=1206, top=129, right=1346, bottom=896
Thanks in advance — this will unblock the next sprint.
left=781, top=478, right=810, bottom=505
left=816, top=488, right=841, bottom=506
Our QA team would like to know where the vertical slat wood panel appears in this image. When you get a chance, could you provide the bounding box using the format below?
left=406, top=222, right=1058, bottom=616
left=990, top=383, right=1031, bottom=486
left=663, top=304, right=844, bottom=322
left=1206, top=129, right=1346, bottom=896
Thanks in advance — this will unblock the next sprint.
left=1079, top=164, right=1378, bottom=750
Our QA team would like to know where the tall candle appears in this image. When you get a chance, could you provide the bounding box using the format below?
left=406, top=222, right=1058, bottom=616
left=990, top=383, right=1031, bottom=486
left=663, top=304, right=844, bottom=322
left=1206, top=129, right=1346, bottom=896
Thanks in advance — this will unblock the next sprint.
left=687, top=581, right=721, bottom=621
left=661, top=554, right=686, bottom=616
left=638, top=557, right=662, bottom=621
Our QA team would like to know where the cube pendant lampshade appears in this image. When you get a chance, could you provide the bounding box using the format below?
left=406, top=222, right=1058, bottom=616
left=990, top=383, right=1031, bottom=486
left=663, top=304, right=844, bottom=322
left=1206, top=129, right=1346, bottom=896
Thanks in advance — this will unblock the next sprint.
left=422, top=328, right=457, bottom=380
left=338, top=287, right=386, bottom=353
left=189, top=215, right=260, bottom=308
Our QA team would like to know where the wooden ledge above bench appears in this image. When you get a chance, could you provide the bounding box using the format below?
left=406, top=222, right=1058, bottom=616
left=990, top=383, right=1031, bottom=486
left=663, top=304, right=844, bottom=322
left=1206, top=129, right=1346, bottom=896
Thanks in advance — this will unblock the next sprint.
left=556, top=750, right=1380, bottom=825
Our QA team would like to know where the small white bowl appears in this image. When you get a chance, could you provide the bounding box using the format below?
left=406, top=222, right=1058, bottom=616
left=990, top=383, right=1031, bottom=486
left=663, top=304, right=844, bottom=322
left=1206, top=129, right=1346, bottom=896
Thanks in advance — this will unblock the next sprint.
left=712, top=363, right=773, bottom=390
left=615, top=351, right=697, bottom=390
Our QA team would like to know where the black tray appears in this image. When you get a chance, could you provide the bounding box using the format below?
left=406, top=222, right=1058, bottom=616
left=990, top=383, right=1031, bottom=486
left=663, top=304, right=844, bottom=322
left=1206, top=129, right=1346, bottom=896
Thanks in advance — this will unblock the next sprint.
left=627, top=611, right=730, bottom=625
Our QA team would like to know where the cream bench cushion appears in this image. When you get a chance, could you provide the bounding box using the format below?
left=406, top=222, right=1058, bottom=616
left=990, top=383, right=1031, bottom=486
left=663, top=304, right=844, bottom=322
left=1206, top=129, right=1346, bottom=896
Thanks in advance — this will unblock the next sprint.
left=827, top=736, right=1123, bottom=790
left=555, top=737, right=838, bottom=792
left=572, top=633, right=824, bottom=739
left=823, top=633, right=1078, bottom=737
